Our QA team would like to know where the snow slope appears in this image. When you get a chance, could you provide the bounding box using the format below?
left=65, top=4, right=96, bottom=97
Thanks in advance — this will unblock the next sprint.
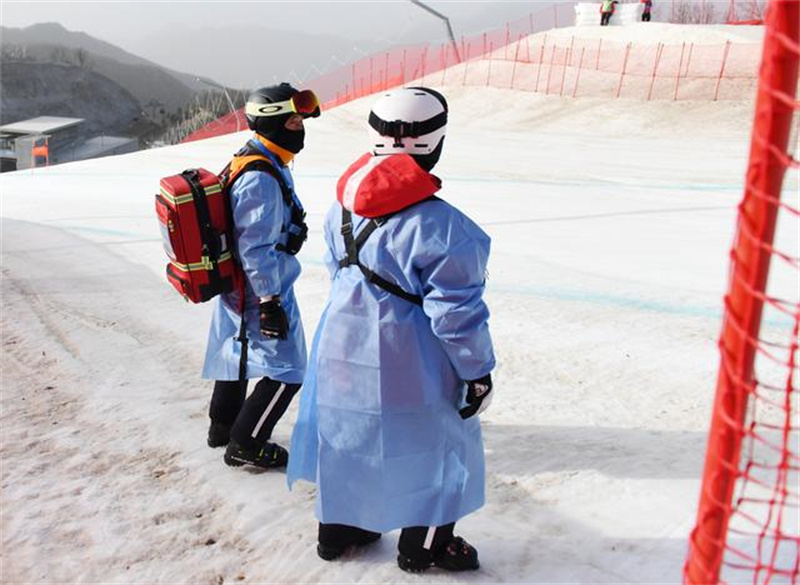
left=2, top=24, right=797, bottom=585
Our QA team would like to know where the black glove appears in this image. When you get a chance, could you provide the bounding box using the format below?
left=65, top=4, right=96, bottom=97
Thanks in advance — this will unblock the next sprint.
left=259, top=298, right=289, bottom=340
left=459, top=373, right=493, bottom=419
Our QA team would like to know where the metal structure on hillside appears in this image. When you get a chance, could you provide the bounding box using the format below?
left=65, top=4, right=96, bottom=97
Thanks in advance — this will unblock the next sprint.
left=410, top=0, right=461, bottom=63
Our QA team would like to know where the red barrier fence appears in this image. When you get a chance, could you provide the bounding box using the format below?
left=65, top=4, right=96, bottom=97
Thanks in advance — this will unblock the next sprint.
left=683, top=0, right=799, bottom=583
left=318, top=34, right=760, bottom=106
left=183, top=1, right=764, bottom=142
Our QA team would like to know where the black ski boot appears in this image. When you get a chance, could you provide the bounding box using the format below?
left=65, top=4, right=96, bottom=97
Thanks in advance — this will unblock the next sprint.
left=317, top=523, right=382, bottom=561
left=397, top=536, right=480, bottom=573
left=223, top=440, right=288, bottom=469
left=207, top=422, right=231, bottom=448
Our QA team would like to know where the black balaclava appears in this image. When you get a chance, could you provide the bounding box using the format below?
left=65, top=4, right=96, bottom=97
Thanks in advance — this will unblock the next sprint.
left=264, top=122, right=305, bottom=154
left=412, top=137, right=444, bottom=172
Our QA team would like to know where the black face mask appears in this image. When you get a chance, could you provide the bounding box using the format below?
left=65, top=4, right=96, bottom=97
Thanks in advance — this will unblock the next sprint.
left=412, top=138, right=444, bottom=172
left=266, top=126, right=305, bottom=154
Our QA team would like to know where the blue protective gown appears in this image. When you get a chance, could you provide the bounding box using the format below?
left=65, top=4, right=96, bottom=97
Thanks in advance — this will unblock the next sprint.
left=201, top=141, right=306, bottom=384
left=288, top=153, right=495, bottom=533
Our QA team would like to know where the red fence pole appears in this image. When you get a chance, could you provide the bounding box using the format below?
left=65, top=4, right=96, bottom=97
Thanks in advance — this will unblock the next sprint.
left=560, top=36, right=574, bottom=97
left=511, top=34, right=522, bottom=89
left=648, top=43, right=665, bottom=101
left=714, top=41, right=732, bottom=101
left=573, top=46, right=586, bottom=98
left=545, top=44, right=557, bottom=95
left=685, top=43, right=695, bottom=78
left=674, top=42, right=686, bottom=100
left=535, top=37, right=547, bottom=92
left=616, top=43, right=632, bottom=98
left=684, top=2, right=800, bottom=582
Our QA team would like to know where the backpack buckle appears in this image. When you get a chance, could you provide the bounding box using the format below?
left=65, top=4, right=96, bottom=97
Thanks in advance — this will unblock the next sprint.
left=201, top=255, right=215, bottom=271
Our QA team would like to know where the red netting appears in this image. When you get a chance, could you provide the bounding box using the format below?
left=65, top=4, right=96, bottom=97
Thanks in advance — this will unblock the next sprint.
left=684, top=1, right=799, bottom=584
left=182, top=3, right=766, bottom=143
left=314, top=24, right=761, bottom=108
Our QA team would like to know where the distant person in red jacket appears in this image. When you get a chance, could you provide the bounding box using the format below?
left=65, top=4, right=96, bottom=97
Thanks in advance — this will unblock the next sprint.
left=641, top=0, right=653, bottom=21
left=600, top=0, right=618, bottom=26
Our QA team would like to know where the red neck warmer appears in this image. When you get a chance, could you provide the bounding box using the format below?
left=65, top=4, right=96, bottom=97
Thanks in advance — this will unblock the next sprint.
left=336, top=153, right=441, bottom=218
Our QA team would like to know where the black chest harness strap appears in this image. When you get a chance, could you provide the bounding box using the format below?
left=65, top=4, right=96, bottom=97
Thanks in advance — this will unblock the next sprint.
left=228, top=141, right=309, bottom=256
left=339, top=207, right=423, bottom=306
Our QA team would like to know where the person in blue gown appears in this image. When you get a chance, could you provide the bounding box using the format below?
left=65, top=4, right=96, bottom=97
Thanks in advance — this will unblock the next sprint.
left=203, top=83, right=320, bottom=469
left=288, top=87, right=496, bottom=573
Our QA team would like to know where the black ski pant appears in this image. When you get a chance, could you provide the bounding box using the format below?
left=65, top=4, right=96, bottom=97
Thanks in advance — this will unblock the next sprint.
left=642, top=12, right=651, bottom=21
left=318, top=522, right=455, bottom=560
left=601, top=12, right=612, bottom=25
left=210, top=377, right=300, bottom=450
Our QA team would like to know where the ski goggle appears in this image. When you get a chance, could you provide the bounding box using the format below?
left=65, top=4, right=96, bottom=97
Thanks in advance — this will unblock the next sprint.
left=245, top=90, right=321, bottom=119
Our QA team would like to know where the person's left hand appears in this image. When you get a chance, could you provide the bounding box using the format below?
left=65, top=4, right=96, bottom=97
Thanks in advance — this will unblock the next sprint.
left=459, top=373, right=493, bottom=419
left=259, top=298, right=289, bottom=340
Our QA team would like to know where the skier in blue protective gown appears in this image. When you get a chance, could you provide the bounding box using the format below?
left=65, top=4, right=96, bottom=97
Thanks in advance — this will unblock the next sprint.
left=202, top=83, right=320, bottom=470
left=288, top=87, right=496, bottom=573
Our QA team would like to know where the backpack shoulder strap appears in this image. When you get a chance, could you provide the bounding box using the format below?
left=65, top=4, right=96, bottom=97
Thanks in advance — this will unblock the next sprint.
left=338, top=207, right=422, bottom=306
left=227, top=154, right=293, bottom=208
left=339, top=208, right=387, bottom=268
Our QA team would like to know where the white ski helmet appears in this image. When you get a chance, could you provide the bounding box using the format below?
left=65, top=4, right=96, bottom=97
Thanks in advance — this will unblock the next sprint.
left=368, top=87, right=447, bottom=156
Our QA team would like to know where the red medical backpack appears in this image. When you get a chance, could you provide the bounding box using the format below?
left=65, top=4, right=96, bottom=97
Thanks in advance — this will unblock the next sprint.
left=155, top=168, right=243, bottom=303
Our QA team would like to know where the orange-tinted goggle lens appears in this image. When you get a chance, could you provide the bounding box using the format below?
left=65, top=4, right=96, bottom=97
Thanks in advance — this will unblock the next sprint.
left=292, top=90, right=320, bottom=118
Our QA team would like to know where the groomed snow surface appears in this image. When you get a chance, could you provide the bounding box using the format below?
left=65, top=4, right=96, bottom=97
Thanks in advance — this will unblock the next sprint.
left=2, top=24, right=798, bottom=585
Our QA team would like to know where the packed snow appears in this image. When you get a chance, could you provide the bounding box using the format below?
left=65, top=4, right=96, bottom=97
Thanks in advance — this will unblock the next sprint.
left=2, top=23, right=797, bottom=585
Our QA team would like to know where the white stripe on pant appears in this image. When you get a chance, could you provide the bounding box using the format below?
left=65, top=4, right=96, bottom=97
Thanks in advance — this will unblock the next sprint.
left=251, top=382, right=286, bottom=438
left=423, top=526, right=436, bottom=550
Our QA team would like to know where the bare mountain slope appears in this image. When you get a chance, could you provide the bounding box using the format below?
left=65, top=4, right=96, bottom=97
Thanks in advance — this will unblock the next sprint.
left=0, top=62, right=142, bottom=137
left=1, top=23, right=217, bottom=112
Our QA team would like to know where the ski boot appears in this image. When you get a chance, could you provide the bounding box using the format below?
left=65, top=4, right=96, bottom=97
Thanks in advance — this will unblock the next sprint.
left=397, top=536, right=480, bottom=573
left=317, top=527, right=382, bottom=561
left=207, top=422, right=231, bottom=448
left=223, top=440, right=288, bottom=469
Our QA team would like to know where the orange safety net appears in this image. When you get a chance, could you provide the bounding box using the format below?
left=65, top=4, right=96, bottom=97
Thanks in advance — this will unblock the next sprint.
left=684, top=1, right=799, bottom=584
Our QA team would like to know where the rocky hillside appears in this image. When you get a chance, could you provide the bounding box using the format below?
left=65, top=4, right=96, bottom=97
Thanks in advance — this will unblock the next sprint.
left=1, top=23, right=208, bottom=111
left=0, top=62, right=147, bottom=139
left=0, top=23, right=235, bottom=145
